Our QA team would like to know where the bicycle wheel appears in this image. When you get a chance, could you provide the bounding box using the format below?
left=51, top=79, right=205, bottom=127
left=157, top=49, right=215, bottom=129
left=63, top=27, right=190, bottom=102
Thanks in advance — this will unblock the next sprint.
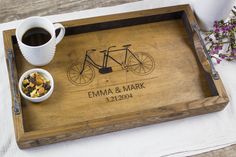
left=67, top=62, right=95, bottom=86
left=127, top=52, right=155, bottom=75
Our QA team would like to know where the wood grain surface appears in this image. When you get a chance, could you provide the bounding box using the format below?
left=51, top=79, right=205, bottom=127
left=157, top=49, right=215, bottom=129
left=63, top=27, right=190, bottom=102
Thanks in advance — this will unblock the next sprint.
left=19, top=19, right=215, bottom=132
left=0, top=0, right=234, bottom=156
left=4, top=5, right=229, bottom=149
left=0, top=0, right=140, bottom=23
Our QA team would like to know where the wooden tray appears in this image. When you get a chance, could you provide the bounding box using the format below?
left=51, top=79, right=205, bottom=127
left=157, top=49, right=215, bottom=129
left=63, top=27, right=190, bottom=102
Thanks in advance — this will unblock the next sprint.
left=4, top=4, right=229, bottom=149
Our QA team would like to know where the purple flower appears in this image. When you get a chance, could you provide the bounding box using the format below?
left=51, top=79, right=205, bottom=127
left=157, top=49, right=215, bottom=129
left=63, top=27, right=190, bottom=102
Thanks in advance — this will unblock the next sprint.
left=221, top=26, right=229, bottom=32
left=219, top=54, right=226, bottom=59
left=213, top=21, right=219, bottom=28
left=216, top=46, right=223, bottom=50
left=215, top=28, right=220, bottom=33
left=216, top=59, right=222, bottom=64
left=210, top=50, right=217, bottom=54
left=205, top=12, right=236, bottom=64
left=211, top=56, right=222, bottom=64
left=212, top=51, right=216, bottom=54
left=214, top=24, right=218, bottom=28
left=212, top=46, right=223, bottom=53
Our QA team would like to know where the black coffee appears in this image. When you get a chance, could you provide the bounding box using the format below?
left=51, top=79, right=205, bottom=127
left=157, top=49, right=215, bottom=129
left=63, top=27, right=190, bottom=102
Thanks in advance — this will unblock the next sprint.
left=22, top=27, right=51, bottom=46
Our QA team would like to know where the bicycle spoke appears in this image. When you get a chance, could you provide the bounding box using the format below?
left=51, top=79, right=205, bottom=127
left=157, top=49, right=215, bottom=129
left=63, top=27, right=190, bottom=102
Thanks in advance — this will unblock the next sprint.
left=143, top=57, right=152, bottom=62
left=86, top=72, right=93, bottom=77
left=81, top=75, right=87, bottom=83
left=128, top=63, right=140, bottom=67
left=70, top=71, right=79, bottom=76
left=127, top=52, right=154, bottom=75
left=129, top=59, right=136, bottom=65
left=133, top=64, right=140, bottom=71
left=144, top=59, right=152, bottom=63
left=144, top=64, right=153, bottom=69
left=144, top=62, right=153, bottom=66
left=70, top=71, right=80, bottom=77
left=78, top=75, right=82, bottom=83
left=83, top=74, right=92, bottom=80
left=84, top=69, right=92, bottom=74
left=71, top=66, right=80, bottom=73
left=68, top=62, right=95, bottom=85
left=74, top=74, right=81, bottom=82
left=75, top=65, right=82, bottom=72
left=137, top=55, right=141, bottom=61
left=139, top=65, right=143, bottom=73
left=142, top=56, right=148, bottom=62
left=82, top=75, right=89, bottom=80
left=143, top=62, right=152, bottom=67
left=130, top=56, right=137, bottom=62
left=141, top=65, right=146, bottom=73
left=83, top=68, right=91, bottom=73
left=135, top=64, right=141, bottom=73
left=143, top=64, right=152, bottom=69
left=70, top=74, right=79, bottom=79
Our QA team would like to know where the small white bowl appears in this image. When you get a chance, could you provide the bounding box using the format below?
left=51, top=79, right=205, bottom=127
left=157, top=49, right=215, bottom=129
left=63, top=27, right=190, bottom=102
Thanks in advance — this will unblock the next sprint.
left=18, top=68, right=54, bottom=103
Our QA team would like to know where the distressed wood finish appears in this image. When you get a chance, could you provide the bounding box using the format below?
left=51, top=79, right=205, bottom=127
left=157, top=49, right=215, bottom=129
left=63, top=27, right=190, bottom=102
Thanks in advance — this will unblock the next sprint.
left=4, top=5, right=229, bottom=149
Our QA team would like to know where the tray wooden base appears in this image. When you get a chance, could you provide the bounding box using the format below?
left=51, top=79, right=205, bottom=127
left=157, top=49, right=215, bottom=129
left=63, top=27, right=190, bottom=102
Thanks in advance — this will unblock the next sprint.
left=3, top=4, right=228, bottom=149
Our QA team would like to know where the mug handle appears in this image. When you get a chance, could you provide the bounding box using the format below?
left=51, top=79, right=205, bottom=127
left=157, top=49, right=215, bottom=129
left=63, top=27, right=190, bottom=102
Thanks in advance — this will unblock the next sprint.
left=53, top=23, right=65, bottom=45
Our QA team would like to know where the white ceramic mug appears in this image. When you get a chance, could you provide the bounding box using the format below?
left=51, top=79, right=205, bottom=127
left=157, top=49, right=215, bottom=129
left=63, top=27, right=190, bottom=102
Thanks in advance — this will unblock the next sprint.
left=16, top=16, right=65, bottom=66
left=192, top=0, right=234, bottom=30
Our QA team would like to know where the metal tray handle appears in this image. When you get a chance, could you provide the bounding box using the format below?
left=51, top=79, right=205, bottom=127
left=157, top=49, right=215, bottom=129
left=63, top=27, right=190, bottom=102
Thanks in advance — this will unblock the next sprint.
left=192, top=24, right=219, bottom=80
left=7, top=49, right=21, bottom=115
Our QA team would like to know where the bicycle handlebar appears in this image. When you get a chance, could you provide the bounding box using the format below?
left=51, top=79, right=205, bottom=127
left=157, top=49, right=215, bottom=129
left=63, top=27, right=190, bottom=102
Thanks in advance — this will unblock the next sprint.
left=108, top=46, right=116, bottom=51
left=87, top=49, right=96, bottom=52
left=86, top=49, right=96, bottom=54
left=87, top=44, right=132, bottom=55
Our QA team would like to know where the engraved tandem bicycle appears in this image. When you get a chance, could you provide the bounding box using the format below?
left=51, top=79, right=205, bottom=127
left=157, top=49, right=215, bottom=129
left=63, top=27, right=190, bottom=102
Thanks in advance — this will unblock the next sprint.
left=67, top=44, right=155, bottom=86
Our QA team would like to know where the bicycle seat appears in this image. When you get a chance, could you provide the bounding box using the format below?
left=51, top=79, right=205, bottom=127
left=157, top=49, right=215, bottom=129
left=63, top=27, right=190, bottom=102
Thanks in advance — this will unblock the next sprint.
left=86, top=49, right=96, bottom=54
left=122, top=44, right=132, bottom=48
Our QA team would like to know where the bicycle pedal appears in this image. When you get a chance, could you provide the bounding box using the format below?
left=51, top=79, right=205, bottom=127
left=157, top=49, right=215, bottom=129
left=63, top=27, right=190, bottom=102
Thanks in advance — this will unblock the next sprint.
left=99, top=67, right=113, bottom=74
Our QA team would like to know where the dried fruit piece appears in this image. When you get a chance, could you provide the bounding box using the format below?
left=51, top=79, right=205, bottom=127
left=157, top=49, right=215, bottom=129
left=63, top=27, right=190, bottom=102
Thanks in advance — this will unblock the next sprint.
left=30, top=89, right=37, bottom=98
left=28, top=82, right=35, bottom=88
left=38, top=87, right=45, bottom=95
left=43, top=83, right=51, bottom=91
left=36, top=77, right=44, bottom=85
left=22, top=79, right=29, bottom=87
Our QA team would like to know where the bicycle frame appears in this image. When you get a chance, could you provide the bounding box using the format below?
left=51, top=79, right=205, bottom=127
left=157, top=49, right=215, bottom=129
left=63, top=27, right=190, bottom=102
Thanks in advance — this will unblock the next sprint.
left=105, top=46, right=142, bottom=67
left=80, top=45, right=142, bottom=74
left=80, top=51, right=102, bottom=74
